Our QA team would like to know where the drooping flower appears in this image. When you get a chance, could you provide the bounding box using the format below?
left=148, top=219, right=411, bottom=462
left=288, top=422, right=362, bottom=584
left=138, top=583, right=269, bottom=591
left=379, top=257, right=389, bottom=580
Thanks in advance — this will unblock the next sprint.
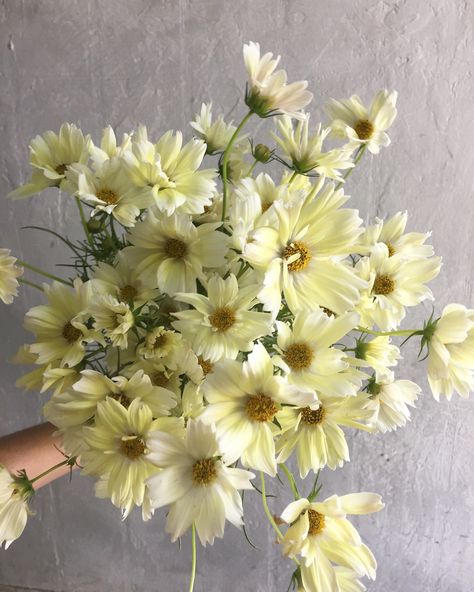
left=8, top=123, right=91, bottom=198
left=0, top=249, right=23, bottom=304
left=326, top=90, right=398, bottom=154
left=123, top=126, right=216, bottom=215
left=136, top=327, right=186, bottom=370
left=201, top=343, right=316, bottom=475
left=124, top=211, right=228, bottom=296
left=244, top=183, right=366, bottom=316
left=280, top=494, right=383, bottom=585
left=426, top=303, right=474, bottom=400
left=356, top=244, right=441, bottom=330
left=147, top=419, right=254, bottom=545
left=173, top=274, right=272, bottom=362
left=24, top=279, right=103, bottom=367
left=273, top=311, right=363, bottom=396
left=243, top=41, right=312, bottom=118
left=0, top=466, right=32, bottom=549
left=276, top=392, right=374, bottom=477
left=365, top=377, right=420, bottom=432
left=273, top=115, right=354, bottom=180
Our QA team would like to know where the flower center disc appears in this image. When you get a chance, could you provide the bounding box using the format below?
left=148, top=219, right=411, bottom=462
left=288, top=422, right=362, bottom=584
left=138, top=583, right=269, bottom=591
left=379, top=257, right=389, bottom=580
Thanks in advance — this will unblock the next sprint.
left=209, top=306, right=235, bottom=332
left=307, top=509, right=326, bottom=535
left=198, top=356, right=214, bottom=376
left=120, top=284, right=138, bottom=302
left=164, top=237, right=188, bottom=259
left=120, top=435, right=146, bottom=459
left=300, top=406, right=325, bottom=425
left=282, top=241, right=312, bottom=272
left=55, top=163, right=68, bottom=175
left=283, top=342, right=314, bottom=370
left=373, top=274, right=395, bottom=295
left=192, top=458, right=217, bottom=485
left=245, top=392, right=278, bottom=422
left=151, top=371, right=169, bottom=387
left=96, top=188, right=119, bottom=205
left=385, top=242, right=395, bottom=257
left=62, top=321, right=82, bottom=343
left=110, top=392, right=131, bottom=408
left=354, top=119, right=374, bottom=140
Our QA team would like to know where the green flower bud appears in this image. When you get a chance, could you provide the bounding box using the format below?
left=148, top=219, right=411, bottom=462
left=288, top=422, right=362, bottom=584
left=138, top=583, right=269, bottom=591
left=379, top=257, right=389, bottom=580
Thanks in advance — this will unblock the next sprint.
left=86, top=218, right=103, bottom=234
left=253, top=143, right=273, bottom=163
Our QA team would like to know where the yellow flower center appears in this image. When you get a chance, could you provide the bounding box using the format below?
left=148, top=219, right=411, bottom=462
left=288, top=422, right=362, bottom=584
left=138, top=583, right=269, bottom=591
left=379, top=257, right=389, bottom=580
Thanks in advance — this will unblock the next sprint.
left=198, top=356, right=214, bottom=376
left=209, top=306, right=236, bottom=332
left=373, top=274, right=395, bottom=295
left=62, top=321, right=82, bottom=344
left=120, top=435, right=146, bottom=459
left=164, top=237, right=188, bottom=259
left=307, top=509, right=326, bottom=535
left=283, top=342, right=314, bottom=371
left=282, top=241, right=312, bottom=272
left=321, top=307, right=336, bottom=317
left=96, top=188, right=119, bottom=205
left=192, top=458, right=217, bottom=485
left=55, top=163, right=68, bottom=175
left=119, top=284, right=138, bottom=302
left=385, top=242, right=395, bottom=257
left=245, top=392, right=279, bottom=422
left=354, top=119, right=374, bottom=140
left=261, top=201, right=272, bottom=213
left=300, top=406, right=325, bottom=425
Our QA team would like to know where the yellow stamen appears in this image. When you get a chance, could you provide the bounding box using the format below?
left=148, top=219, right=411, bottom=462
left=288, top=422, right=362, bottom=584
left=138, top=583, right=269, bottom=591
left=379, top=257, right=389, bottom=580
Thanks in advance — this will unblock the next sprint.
left=62, top=321, right=82, bottom=344
left=164, top=237, right=188, bottom=259
left=282, top=241, right=312, bottom=272
left=300, top=406, right=325, bottom=425
left=120, top=435, right=146, bottom=459
left=307, top=509, right=326, bottom=535
left=209, top=306, right=235, bottom=332
left=354, top=119, right=374, bottom=140
left=373, top=274, right=395, bottom=295
left=245, top=392, right=278, bottom=422
left=283, top=342, right=314, bottom=371
left=192, top=458, right=217, bottom=485
left=96, top=188, right=119, bottom=205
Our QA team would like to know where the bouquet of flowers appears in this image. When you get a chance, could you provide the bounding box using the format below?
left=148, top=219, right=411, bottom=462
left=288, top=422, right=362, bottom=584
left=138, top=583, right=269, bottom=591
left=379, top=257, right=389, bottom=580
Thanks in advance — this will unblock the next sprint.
left=1, top=41, right=472, bottom=591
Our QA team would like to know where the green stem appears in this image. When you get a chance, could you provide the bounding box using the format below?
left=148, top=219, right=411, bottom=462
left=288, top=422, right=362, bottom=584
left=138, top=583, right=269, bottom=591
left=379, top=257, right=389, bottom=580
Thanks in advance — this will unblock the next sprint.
left=75, top=197, right=94, bottom=247
left=221, top=110, right=253, bottom=222
left=287, top=171, right=298, bottom=186
left=188, top=523, right=197, bottom=592
left=260, top=472, right=300, bottom=568
left=244, top=159, right=258, bottom=177
left=335, top=144, right=367, bottom=190
left=356, top=326, right=422, bottom=337
left=17, top=260, right=72, bottom=286
left=279, top=463, right=300, bottom=500
left=260, top=472, right=284, bottom=540
left=18, top=278, right=44, bottom=292
left=30, top=457, right=74, bottom=485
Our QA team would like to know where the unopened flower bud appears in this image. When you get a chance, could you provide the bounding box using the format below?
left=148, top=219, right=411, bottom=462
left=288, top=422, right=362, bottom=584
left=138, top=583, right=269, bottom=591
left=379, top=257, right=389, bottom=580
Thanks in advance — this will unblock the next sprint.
left=253, top=143, right=272, bottom=163
left=87, top=219, right=103, bottom=234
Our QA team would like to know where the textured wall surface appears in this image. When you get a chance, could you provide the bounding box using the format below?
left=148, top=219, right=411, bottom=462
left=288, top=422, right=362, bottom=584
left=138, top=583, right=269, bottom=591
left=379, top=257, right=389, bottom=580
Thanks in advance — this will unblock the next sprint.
left=1, top=1, right=473, bottom=591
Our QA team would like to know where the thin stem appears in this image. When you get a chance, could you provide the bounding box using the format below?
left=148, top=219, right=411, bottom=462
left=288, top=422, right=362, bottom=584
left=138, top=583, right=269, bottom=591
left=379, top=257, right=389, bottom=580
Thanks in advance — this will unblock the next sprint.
left=221, top=110, right=253, bottom=222
left=75, top=197, right=94, bottom=247
left=30, top=457, right=74, bottom=485
left=260, top=472, right=300, bottom=568
left=18, top=278, right=44, bottom=292
left=335, top=144, right=367, bottom=190
left=287, top=171, right=298, bottom=186
left=17, top=260, right=72, bottom=286
left=244, top=159, right=258, bottom=177
left=188, top=523, right=197, bottom=592
left=279, top=463, right=300, bottom=500
left=356, top=326, right=421, bottom=337
left=260, top=472, right=284, bottom=540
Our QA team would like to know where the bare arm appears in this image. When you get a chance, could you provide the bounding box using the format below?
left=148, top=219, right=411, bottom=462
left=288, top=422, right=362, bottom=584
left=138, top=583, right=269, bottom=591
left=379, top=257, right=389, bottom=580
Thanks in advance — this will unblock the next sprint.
left=0, top=423, right=76, bottom=489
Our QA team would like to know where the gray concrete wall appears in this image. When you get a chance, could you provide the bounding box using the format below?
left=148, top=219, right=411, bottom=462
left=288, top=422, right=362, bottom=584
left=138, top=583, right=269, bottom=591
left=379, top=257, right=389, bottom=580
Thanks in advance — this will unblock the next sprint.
left=0, top=1, right=473, bottom=590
